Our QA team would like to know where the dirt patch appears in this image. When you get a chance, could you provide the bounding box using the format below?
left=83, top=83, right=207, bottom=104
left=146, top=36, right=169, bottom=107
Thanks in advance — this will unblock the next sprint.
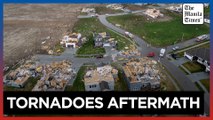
left=4, top=4, right=92, bottom=66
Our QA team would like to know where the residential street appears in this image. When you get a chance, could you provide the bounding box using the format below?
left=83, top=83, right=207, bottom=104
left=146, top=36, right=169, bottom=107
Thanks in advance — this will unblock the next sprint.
left=97, top=14, right=209, bottom=115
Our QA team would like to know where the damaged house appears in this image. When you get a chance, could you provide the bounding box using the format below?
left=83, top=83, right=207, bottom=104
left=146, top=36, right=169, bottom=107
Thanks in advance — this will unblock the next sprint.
left=94, top=32, right=117, bottom=48
left=144, top=9, right=164, bottom=19
left=84, top=65, right=118, bottom=91
left=60, top=33, right=82, bottom=48
left=122, top=58, right=160, bottom=91
left=32, top=60, right=76, bottom=91
left=4, top=60, right=37, bottom=88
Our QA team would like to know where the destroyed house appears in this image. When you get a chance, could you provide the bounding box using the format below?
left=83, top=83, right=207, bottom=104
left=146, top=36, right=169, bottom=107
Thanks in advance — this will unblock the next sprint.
left=94, top=32, right=117, bottom=48
left=122, top=58, right=160, bottom=91
left=32, top=61, right=76, bottom=91
left=4, top=61, right=37, bottom=88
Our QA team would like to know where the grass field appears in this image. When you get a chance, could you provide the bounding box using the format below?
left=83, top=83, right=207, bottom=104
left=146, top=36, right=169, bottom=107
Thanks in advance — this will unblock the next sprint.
left=200, top=79, right=209, bottom=92
left=72, top=18, right=133, bottom=51
left=4, top=76, right=40, bottom=91
left=107, top=11, right=209, bottom=46
left=182, top=61, right=206, bottom=73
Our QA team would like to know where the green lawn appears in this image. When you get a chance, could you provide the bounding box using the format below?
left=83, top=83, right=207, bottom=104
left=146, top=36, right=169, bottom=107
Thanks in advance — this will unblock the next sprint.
left=107, top=11, right=209, bottom=46
left=182, top=61, right=206, bottom=73
left=114, top=70, right=128, bottom=91
left=76, top=35, right=105, bottom=55
left=200, top=79, right=209, bottom=92
left=4, top=76, right=40, bottom=91
left=72, top=18, right=133, bottom=51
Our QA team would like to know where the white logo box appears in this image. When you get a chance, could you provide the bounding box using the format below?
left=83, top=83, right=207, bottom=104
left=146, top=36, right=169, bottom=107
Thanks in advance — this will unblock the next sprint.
left=183, top=4, right=204, bottom=24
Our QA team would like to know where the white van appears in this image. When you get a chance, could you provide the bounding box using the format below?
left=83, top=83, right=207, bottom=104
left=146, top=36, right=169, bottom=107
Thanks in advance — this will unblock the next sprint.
left=159, top=48, right=166, bottom=57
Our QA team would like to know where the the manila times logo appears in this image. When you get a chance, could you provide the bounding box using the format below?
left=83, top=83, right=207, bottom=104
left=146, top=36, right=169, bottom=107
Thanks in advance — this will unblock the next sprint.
left=183, top=4, right=204, bottom=24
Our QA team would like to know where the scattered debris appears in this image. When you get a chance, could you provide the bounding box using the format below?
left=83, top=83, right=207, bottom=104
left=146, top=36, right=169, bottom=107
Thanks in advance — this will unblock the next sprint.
left=4, top=60, right=38, bottom=88
left=32, top=60, right=76, bottom=91
left=94, top=32, right=117, bottom=48
left=60, top=33, right=82, bottom=48
left=106, top=4, right=124, bottom=10
left=166, top=5, right=182, bottom=13
left=144, top=8, right=164, bottom=19
left=81, top=8, right=96, bottom=13
left=117, top=45, right=141, bottom=59
left=122, top=57, right=161, bottom=91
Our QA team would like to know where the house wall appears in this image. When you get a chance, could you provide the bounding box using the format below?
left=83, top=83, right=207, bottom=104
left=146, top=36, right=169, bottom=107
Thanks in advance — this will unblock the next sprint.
left=129, top=81, right=142, bottom=91
left=84, top=82, right=100, bottom=91
left=106, top=80, right=114, bottom=91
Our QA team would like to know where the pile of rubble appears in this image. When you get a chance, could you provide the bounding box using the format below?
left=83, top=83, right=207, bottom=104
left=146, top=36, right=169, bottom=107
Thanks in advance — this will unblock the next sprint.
left=81, top=8, right=96, bottom=13
left=4, top=60, right=38, bottom=88
left=122, top=57, right=161, bottom=91
left=166, top=5, right=182, bottom=13
left=144, top=8, right=164, bottom=19
left=60, top=32, right=86, bottom=48
left=84, top=65, right=118, bottom=91
left=106, top=4, right=124, bottom=10
left=94, top=32, right=117, bottom=48
left=117, top=45, right=141, bottom=59
left=33, top=60, right=76, bottom=91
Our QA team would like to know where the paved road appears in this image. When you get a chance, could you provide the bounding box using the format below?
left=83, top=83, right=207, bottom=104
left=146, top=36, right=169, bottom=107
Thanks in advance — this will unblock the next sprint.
left=98, top=14, right=210, bottom=115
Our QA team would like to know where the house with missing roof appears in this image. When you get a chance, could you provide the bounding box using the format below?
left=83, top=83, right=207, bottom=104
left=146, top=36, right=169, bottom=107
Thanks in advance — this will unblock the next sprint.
left=184, top=47, right=210, bottom=72
left=122, top=58, right=160, bottom=91
left=83, top=65, right=118, bottom=91
left=94, top=32, right=117, bottom=48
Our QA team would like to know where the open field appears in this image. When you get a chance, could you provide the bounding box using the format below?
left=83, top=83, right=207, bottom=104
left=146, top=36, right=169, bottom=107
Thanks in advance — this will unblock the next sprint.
left=72, top=17, right=133, bottom=52
left=107, top=11, right=209, bottom=46
left=4, top=4, right=91, bottom=66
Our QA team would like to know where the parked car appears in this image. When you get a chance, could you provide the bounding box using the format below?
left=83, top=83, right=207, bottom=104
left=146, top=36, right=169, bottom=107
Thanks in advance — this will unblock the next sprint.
left=196, top=34, right=209, bottom=42
left=96, top=55, right=103, bottom=59
left=124, top=31, right=134, bottom=39
left=159, top=48, right=166, bottom=57
left=171, top=53, right=177, bottom=59
left=172, top=46, right=180, bottom=51
left=147, top=52, right=155, bottom=57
